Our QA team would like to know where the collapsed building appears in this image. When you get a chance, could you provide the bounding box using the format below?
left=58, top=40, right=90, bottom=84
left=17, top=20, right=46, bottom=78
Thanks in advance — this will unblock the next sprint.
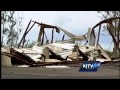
left=1, top=17, right=120, bottom=67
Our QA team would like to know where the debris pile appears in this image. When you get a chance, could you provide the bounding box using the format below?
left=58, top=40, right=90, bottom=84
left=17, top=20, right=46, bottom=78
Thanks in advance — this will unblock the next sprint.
left=1, top=17, right=120, bottom=67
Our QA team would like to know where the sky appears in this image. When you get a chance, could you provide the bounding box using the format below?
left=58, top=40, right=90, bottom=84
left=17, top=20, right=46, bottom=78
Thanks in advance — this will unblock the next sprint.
left=14, top=11, right=113, bottom=51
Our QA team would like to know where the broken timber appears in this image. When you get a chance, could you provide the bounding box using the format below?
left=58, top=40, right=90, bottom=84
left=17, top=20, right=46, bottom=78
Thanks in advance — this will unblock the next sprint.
left=18, top=20, right=60, bottom=48
left=2, top=18, right=120, bottom=67
left=48, top=47, right=66, bottom=61
left=92, top=17, right=120, bottom=59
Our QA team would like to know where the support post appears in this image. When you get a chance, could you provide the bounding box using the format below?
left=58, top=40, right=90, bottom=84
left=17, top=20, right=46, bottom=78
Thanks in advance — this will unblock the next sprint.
left=1, top=46, right=12, bottom=66
left=95, top=24, right=101, bottom=48
left=42, top=47, right=49, bottom=59
left=51, top=29, right=54, bottom=43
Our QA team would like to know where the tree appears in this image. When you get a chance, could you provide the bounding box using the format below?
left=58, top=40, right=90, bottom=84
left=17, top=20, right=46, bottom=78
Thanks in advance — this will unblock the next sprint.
left=1, top=11, right=23, bottom=47
left=98, top=11, right=120, bottom=58
left=98, top=11, right=120, bottom=18
left=14, top=13, right=23, bottom=47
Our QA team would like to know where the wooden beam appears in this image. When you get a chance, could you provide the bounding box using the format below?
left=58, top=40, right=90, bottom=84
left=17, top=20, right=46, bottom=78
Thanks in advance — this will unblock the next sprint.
left=48, top=48, right=65, bottom=61
left=51, top=29, right=54, bottom=43
left=41, top=30, right=45, bottom=45
left=62, top=33, right=65, bottom=41
left=19, top=21, right=35, bottom=48
left=37, top=24, right=44, bottom=45
left=18, top=20, right=32, bottom=48
left=97, top=44, right=111, bottom=61
left=95, top=24, right=101, bottom=47
left=78, top=47, right=89, bottom=61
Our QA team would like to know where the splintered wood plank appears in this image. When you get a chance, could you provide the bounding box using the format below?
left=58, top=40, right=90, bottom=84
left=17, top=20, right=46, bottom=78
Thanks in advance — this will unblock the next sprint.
left=97, top=44, right=111, bottom=61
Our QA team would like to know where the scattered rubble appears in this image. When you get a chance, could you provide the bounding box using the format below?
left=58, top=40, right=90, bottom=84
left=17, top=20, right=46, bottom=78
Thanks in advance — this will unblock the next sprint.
left=1, top=17, right=120, bottom=67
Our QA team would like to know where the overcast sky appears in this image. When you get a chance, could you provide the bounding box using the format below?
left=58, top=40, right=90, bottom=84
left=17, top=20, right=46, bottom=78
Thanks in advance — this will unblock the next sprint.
left=14, top=11, right=113, bottom=50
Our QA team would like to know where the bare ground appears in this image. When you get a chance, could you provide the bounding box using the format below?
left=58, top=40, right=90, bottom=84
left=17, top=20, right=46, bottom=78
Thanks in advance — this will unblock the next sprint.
left=1, top=63, right=120, bottom=79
